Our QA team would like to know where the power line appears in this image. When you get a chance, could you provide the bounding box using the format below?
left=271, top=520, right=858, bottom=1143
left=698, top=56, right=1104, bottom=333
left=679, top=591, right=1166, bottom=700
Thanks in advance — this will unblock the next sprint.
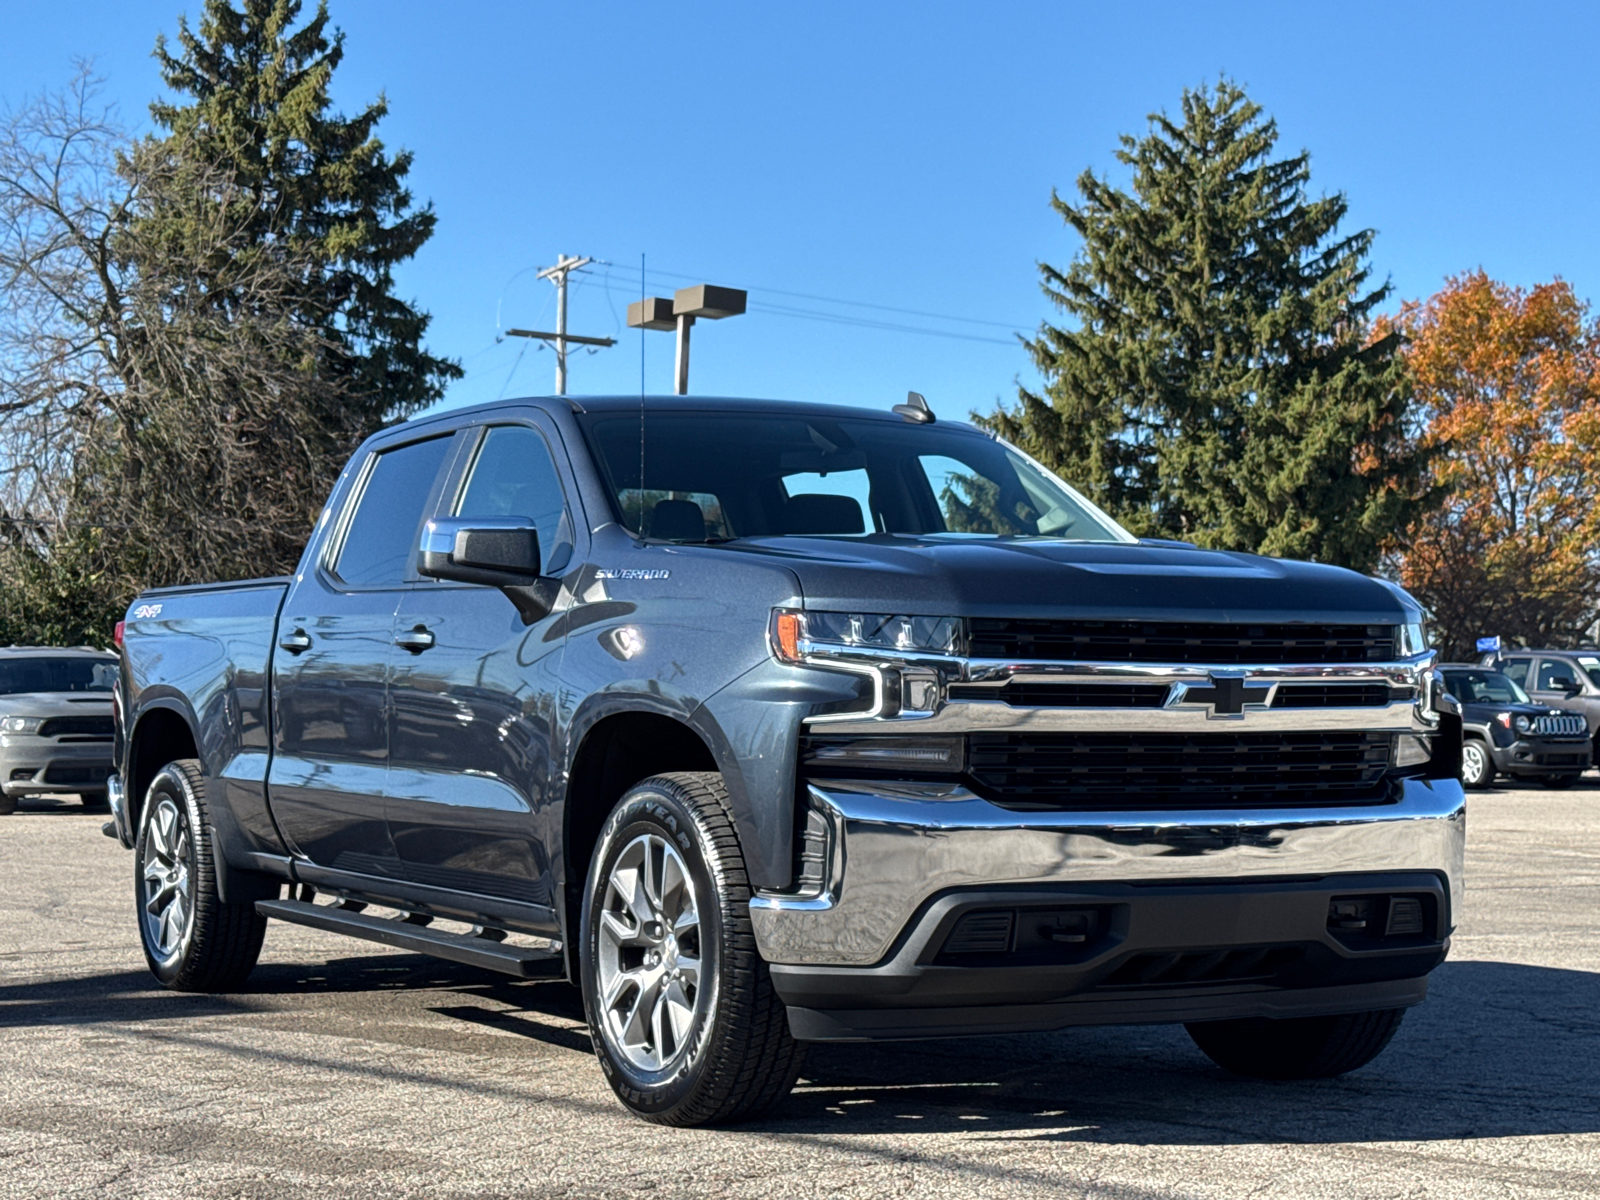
left=594, top=260, right=1032, bottom=331
left=747, top=301, right=1019, bottom=346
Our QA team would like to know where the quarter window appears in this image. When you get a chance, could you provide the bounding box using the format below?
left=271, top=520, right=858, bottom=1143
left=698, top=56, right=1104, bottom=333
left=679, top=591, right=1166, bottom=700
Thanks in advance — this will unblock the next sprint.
left=332, top=436, right=453, bottom=587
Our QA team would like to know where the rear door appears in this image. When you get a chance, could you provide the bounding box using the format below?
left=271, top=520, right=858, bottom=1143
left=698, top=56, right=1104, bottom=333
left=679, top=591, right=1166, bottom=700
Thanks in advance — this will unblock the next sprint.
left=385, top=417, right=578, bottom=913
left=268, top=433, right=457, bottom=873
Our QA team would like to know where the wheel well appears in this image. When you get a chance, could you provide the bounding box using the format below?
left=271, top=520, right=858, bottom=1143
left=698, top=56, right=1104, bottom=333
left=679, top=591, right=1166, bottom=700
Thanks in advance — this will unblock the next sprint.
left=126, top=708, right=199, bottom=832
left=563, top=711, right=717, bottom=931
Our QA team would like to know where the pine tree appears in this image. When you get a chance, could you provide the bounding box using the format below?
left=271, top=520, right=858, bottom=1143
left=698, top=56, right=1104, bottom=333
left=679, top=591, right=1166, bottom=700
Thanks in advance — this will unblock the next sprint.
left=982, top=81, right=1428, bottom=571
left=147, top=0, right=459, bottom=428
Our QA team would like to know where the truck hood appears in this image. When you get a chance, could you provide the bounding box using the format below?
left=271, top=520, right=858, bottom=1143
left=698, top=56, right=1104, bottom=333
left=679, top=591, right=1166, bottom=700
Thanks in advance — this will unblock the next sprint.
left=717, top=535, right=1414, bottom=625
left=0, top=693, right=113, bottom=717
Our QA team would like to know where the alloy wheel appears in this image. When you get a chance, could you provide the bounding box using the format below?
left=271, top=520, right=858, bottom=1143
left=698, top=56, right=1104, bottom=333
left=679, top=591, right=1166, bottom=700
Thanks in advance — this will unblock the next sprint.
left=1462, top=741, right=1489, bottom=787
left=141, top=796, right=194, bottom=960
left=595, top=832, right=706, bottom=1072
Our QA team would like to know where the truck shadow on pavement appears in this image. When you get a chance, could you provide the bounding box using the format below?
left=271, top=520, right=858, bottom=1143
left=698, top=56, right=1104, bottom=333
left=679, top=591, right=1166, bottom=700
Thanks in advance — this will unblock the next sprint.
left=2, top=956, right=1593, bottom=1144
left=767, top=959, right=1600, bottom=1143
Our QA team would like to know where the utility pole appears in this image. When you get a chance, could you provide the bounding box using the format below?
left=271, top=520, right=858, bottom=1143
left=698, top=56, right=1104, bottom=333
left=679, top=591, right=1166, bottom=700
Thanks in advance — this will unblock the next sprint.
left=505, top=255, right=616, bottom=395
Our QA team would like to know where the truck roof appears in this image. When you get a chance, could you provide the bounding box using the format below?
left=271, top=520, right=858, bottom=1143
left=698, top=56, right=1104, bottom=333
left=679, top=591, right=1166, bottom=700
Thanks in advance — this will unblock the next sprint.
left=413, top=394, right=973, bottom=430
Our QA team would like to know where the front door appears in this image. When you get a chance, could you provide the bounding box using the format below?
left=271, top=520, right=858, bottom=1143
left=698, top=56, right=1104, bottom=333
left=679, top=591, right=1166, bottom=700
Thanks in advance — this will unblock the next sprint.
left=268, top=433, right=455, bottom=874
left=386, top=421, right=575, bottom=913
left=1529, top=656, right=1581, bottom=706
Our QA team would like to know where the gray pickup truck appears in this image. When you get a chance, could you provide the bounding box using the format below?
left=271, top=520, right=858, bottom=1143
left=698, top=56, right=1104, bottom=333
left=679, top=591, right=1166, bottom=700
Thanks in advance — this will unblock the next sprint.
left=108, top=394, right=1466, bottom=1126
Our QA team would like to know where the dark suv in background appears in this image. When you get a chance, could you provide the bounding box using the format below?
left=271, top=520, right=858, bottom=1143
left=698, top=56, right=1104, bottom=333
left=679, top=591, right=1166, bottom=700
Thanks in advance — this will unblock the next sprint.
left=1481, top=650, right=1600, bottom=766
left=1441, top=664, right=1590, bottom=789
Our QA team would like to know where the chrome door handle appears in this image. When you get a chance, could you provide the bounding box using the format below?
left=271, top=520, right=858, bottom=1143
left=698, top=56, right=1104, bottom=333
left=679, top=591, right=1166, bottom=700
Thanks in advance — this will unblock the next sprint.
left=278, top=629, right=312, bottom=654
left=394, top=627, right=436, bottom=653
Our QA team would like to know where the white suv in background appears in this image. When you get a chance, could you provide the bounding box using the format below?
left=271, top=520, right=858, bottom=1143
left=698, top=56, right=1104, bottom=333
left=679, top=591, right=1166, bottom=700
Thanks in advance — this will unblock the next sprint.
left=0, top=647, right=118, bottom=814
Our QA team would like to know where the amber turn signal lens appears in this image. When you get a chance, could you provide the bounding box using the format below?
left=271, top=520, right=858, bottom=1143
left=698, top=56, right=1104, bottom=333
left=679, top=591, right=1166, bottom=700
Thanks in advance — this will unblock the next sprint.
left=773, top=611, right=804, bottom=663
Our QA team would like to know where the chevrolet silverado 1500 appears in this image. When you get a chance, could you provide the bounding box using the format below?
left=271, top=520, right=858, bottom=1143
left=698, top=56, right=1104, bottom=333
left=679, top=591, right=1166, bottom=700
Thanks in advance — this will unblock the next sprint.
left=108, top=394, right=1465, bottom=1125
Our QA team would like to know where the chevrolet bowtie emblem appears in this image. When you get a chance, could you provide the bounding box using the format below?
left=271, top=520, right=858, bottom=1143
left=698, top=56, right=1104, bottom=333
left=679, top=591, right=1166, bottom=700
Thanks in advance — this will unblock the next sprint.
left=1169, top=673, right=1274, bottom=718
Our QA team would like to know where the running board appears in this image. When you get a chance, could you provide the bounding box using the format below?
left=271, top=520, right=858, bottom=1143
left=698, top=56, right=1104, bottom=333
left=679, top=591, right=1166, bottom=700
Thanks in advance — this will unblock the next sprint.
left=256, top=898, right=564, bottom=979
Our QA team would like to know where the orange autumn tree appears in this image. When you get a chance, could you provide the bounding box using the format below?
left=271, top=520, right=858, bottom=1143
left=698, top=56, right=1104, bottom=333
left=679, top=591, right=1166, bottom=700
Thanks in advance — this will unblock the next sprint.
left=1389, top=272, right=1600, bottom=659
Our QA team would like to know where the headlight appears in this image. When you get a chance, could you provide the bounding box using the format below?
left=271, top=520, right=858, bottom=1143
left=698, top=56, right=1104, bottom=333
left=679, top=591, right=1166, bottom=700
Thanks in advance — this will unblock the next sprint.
left=0, top=716, right=43, bottom=735
left=1513, top=714, right=1532, bottom=735
left=771, top=609, right=963, bottom=663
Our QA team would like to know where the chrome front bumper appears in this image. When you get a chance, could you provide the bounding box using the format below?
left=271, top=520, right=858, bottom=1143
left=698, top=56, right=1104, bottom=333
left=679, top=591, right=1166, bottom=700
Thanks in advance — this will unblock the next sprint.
left=751, top=777, right=1466, bottom=967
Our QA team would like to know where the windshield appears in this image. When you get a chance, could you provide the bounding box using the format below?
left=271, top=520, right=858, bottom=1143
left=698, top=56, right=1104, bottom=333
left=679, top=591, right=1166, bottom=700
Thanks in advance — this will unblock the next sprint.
left=0, top=657, right=116, bottom=695
left=577, top=410, right=1132, bottom=543
left=1576, top=655, right=1600, bottom=689
left=1444, top=669, right=1530, bottom=705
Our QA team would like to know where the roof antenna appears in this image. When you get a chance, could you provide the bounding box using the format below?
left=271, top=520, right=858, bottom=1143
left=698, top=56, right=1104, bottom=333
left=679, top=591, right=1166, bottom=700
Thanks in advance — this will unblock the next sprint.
left=893, top=391, right=935, bottom=424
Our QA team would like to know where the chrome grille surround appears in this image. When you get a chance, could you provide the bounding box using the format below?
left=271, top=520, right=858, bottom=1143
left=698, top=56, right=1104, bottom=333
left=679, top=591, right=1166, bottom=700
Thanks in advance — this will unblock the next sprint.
left=799, top=637, right=1444, bottom=740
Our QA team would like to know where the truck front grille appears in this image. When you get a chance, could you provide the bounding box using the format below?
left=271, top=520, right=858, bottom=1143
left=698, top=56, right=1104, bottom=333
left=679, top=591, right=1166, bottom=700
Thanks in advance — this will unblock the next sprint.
left=967, top=619, right=1396, bottom=665
left=965, top=731, right=1394, bottom=810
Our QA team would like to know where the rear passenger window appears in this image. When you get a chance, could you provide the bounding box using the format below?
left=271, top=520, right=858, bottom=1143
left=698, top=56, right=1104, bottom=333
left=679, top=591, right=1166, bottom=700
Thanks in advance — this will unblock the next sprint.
left=333, top=436, right=453, bottom=586
left=1502, top=658, right=1530, bottom=687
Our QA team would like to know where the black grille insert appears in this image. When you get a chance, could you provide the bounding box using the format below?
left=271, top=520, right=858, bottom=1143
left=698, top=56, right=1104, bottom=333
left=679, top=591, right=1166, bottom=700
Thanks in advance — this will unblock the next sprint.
left=37, top=715, right=114, bottom=740
left=1100, top=945, right=1304, bottom=988
left=968, top=619, right=1396, bottom=664
left=942, top=911, right=1016, bottom=955
left=965, top=731, right=1394, bottom=809
left=947, top=682, right=1170, bottom=708
left=1271, top=684, right=1397, bottom=708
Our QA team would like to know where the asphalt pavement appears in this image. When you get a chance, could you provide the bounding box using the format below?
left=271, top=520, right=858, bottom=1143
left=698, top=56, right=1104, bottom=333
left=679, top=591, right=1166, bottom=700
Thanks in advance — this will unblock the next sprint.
left=2, top=782, right=1598, bottom=1199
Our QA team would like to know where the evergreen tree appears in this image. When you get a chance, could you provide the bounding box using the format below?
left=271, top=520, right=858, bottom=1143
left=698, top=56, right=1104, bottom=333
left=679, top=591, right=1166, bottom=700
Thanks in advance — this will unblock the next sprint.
left=983, top=81, right=1428, bottom=571
left=147, top=0, right=459, bottom=428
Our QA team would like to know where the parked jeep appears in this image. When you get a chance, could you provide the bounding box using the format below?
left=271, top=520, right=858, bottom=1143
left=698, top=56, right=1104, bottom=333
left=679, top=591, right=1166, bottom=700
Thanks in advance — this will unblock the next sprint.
left=108, top=395, right=1465, bottom=1125
left=1484, top=650, right=1600, bottom=765
left=1440, top=664, right=1590, bottom=789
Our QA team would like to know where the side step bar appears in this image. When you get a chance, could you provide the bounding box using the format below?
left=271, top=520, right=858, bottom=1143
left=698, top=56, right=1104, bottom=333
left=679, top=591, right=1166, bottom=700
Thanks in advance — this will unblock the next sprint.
left=256, top=898, right=564, bottom=979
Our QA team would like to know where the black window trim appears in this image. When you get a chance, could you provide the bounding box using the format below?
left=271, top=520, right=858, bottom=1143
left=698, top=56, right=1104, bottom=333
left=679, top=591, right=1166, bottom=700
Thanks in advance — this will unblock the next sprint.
left=416, top=410, right=588, bottom=590
left=320, top=429, right=467, bottom=593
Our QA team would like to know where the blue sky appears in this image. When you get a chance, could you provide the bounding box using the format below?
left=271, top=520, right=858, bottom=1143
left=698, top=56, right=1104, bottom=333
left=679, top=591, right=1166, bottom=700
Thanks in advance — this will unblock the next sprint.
left=5, top=1, right=1597, bottom=422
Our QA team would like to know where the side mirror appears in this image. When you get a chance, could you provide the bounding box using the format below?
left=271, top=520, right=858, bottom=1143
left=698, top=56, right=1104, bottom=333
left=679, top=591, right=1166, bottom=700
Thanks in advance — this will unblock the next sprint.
left=1555, top=676, right=1584, bottom=696
left=419, top=517, right=554, bottom=623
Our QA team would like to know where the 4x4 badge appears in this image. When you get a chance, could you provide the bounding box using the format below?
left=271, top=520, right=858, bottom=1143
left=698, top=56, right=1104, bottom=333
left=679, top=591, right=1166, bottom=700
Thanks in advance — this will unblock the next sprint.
left=1167, top=673, right=1274, bottom=718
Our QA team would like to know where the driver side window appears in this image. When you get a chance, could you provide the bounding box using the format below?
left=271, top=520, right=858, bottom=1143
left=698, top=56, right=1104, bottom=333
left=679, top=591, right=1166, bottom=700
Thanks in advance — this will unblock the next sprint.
left=455, top=425, right=573, bottom=570
left=1536, top=658, right=1576, bottom=691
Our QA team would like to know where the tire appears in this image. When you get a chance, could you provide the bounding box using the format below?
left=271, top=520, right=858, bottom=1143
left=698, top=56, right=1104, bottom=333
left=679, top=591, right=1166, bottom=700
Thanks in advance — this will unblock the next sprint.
left=579, top=772, right=805, bottom=1126
left=1541, top=775, right=1580, bottom=789
left=0, top=794, right=15, bottom=816
left=1461, top=739, right=1494, bottom=789
left=1186, top=1008, right=1406, bottom=1079
left=134, top=759, right=267, bottom=991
